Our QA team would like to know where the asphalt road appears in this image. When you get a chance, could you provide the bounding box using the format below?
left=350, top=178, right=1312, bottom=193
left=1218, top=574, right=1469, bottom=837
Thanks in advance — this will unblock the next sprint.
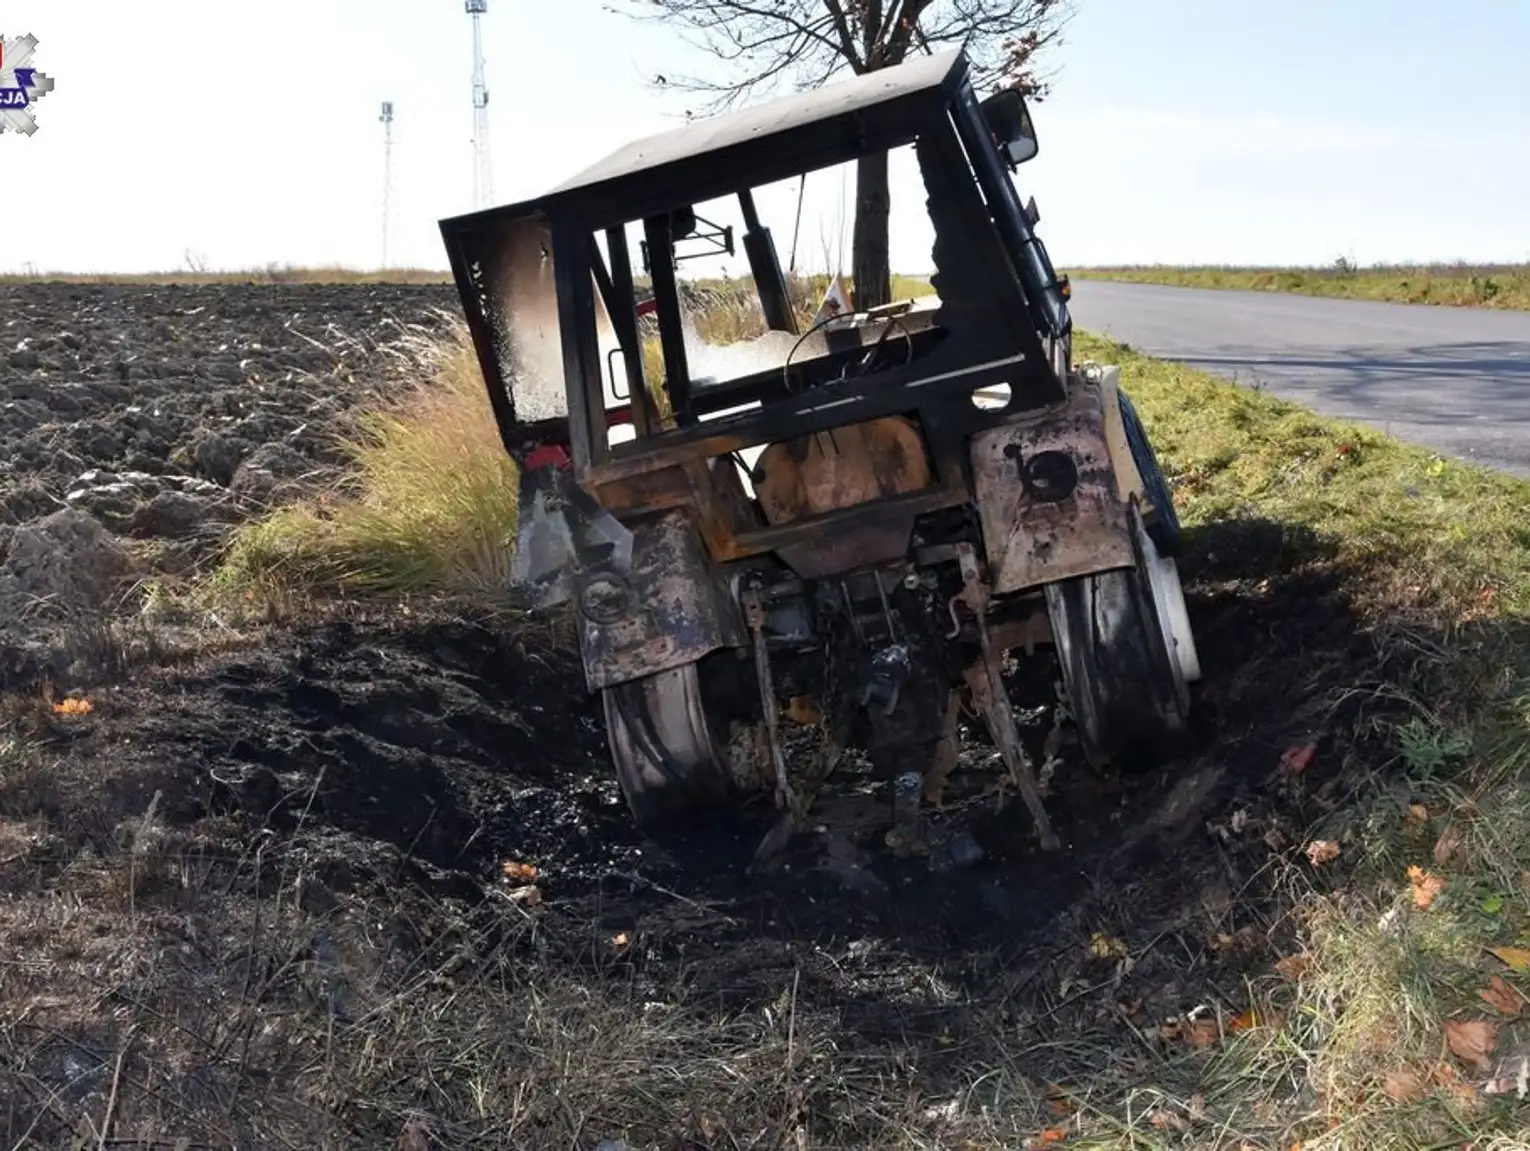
left=1068, top=280, right=1530, bottom=478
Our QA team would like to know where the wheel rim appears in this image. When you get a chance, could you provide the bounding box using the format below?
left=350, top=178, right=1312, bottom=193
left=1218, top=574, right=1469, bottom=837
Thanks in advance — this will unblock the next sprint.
left=1133, top=509, right=1201, bottom=688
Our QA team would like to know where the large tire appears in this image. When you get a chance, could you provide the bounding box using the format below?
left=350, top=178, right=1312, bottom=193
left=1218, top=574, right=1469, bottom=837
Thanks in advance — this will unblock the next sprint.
left=603, top=661, right=733, bottom=830
left=1118, top=388, right=1182, bottom=557
left=1045, top=501, right=1191, bottom=769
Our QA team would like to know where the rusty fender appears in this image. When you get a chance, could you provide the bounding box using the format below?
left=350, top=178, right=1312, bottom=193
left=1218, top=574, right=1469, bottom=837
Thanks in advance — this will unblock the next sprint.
left=574, top=508, right=746, bottom=692
left=969, top=380, right=1133, bottom=596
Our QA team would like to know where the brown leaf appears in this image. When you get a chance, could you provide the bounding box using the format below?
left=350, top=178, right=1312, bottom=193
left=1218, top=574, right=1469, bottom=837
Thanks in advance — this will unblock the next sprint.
left=500, top=860, right=538, bottom=881
left=1031, top=1126, right=1069, bottom=1146
left=51, top=697, right=93, bottom=717
left=1478, top=975, right=1526, bottom=1018
left=1382, top=1067, right=1428, bottom=1103
left=1305, top=839, right=1341, bottom=866
left=611, top=931, right=630, bottom=950
left=1146, top=1107, right=1189, bottom=1132
left=785, top=696, right=823, bottom=726
left=1405, top=802, right=1430, bottom=826
left=1185, top=1017, right=1221, bottom=1048
left=1408, top=865, right=1445, bottom=909
left=1279, top=742, right=1316, bottom=775
left=1443, top=1019, right=1499, bottom=1073
left=1488, top=946, right=1530, bottom=972
left=396, top=1118, right=432, bottom=1151
left=1228, top=1008, right=1261, bottom=1033
left=1275, top=952, right=1313, bottom=980
left=1432, top=823, right=1465, bottom=866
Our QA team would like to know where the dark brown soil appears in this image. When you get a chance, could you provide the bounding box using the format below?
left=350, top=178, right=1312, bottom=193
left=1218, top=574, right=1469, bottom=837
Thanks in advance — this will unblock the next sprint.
left=0, top=285, right=1411, bottom=1149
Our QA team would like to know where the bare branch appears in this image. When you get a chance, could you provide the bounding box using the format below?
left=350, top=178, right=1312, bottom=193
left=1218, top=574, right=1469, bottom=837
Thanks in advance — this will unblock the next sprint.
left=614, top=0, right=1070, bottom=99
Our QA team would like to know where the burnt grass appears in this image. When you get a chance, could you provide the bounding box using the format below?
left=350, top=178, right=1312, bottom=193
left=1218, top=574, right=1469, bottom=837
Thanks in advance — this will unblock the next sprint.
left=0, top=285, right=1432, bottom=1147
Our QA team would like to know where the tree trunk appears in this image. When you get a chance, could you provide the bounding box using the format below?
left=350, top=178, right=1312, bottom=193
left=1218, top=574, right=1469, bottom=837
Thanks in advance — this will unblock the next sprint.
left=851, top=148, right=892, bottom=310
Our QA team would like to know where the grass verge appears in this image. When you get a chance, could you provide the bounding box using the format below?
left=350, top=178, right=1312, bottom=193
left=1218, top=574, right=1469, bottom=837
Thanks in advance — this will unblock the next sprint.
left=207, top=322, right=1530, bottom=1147
left=1074, top=330, right=1530, bottom=1147
left=1072, top=262, right=1530, bottom=311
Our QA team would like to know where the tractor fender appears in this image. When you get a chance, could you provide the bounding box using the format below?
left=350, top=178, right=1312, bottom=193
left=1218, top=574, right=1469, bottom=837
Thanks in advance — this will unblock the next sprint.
left=969, top=374, right=1135, bottom=595
left=571, top=507, right=747, bottom=693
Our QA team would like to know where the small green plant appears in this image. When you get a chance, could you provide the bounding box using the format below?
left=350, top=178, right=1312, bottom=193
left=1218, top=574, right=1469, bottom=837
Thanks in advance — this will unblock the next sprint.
left=1396, top=715, right=1473, bottom=774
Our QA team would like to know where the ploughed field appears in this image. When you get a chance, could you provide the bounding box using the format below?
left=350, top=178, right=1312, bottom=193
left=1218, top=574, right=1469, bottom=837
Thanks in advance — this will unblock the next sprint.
left=0, top=284, right=1395, bottom=1147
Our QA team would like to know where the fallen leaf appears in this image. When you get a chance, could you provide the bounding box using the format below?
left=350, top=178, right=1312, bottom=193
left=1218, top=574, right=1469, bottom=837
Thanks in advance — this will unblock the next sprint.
left=1280, top=742, right=1317, bottom=775
left=1488, top=946, right=1530, bottom=972
left=1187, top=1093, right=1207, bottom=1122
left=396, top=1118, right=432, bottom=1151
left=1478, top=975, right=1526, bottom=1018
left=1408, top=865, right=1445, bottom=909
left=1443, top=1080, right=1485, bottom=1116
left=1185, top=1017, right=1221, bottom=1048
left=1433, top=824, right=1465, bottom=866
left=1443, top=1019, right=1499, bottom=1073
left=1147, top=1107, right=1189, bottom=1132
left=1275, top=953, right=1313, bottom=980
left=507, top=885, right=542, bottom=907
left=1306, top=839, right=1341, bottom=866
left=1405, top=802, right=1430, bottom=826
left=611, top=932, right=630, bottom=950
left=1382, top=1067, right=1428, bottom=1103
left=51, top=697, right=93, bottom=717
left=1228, top=1008, right=1260, bottom=1033
left=1031, top=1126, right=1069, bottom=1146
left=785, top=696, right=823, bottom=726
left=500, top=860, right=538, bottom=881
left=1088, top=932, right=1127, bottom=959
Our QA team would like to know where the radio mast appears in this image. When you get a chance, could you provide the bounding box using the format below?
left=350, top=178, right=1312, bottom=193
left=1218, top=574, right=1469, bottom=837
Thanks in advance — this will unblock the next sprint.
left=379, top=101, right=395, bottom=268
left=466, top=0, right=493, bottom=209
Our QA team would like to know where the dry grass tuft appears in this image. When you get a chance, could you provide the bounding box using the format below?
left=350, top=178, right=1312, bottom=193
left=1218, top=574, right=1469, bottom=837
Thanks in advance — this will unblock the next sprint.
left=219, top=322, right=520, bottom=601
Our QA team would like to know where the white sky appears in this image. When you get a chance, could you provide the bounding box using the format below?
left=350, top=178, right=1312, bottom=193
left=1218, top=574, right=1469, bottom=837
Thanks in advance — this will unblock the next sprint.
left=2, top=0, right=1527, bottom=275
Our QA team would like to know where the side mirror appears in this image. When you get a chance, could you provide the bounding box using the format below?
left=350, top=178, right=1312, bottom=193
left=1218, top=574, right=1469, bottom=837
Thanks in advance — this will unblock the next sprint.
left=981, top=88, right=1039, bottom=166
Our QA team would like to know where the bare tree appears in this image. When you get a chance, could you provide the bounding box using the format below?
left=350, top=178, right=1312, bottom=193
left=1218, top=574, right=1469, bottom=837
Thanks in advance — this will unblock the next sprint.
left=619, top=0, right=1071, bottom=308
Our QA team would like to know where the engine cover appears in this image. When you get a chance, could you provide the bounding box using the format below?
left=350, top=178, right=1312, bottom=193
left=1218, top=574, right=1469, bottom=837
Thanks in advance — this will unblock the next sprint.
left=752, top=416, right=932, bottom=579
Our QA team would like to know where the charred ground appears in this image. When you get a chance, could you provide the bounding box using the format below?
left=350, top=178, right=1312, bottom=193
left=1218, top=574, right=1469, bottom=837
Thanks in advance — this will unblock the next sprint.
left=0, top=285, right=1488, bottom=1148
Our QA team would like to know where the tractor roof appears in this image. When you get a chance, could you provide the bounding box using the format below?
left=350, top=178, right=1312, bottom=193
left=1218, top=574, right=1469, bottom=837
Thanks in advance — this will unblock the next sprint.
left=442, top=49, right=969, bottom=229
left=549, top=49, right=967, bottom=197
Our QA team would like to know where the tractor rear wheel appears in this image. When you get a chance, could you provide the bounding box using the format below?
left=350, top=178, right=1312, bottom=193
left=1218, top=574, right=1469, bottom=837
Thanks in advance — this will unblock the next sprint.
left=1045, top=501, right=1194, bottom=768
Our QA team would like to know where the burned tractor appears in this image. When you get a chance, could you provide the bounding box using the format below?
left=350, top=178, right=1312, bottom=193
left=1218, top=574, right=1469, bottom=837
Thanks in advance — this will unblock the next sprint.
left=439, top=49, right=1200, bottom=855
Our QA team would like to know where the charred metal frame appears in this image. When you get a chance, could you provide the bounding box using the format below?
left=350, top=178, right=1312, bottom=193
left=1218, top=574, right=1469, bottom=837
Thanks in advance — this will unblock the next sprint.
left=439, top=49, right=1076, bottom=567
